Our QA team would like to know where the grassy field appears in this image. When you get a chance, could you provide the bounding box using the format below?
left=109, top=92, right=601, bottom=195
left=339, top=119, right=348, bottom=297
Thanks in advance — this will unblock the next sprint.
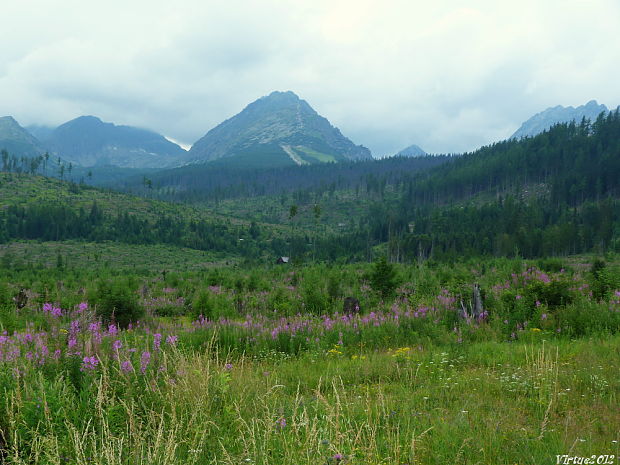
left=1, top=328, right=618, bottom=464
left=1, top=256, right=619, bottom=463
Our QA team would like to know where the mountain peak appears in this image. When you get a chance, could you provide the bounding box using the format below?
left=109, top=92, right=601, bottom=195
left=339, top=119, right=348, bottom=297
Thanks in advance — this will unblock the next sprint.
left=394, top=144, right=427, bottom=158
left=185, top=91, right=371, bottom=167
left=265, top=90, right=300, bottom=100
left=74, top=115, right=103, bottom=123
left=0, top=116, right=18, bottom=124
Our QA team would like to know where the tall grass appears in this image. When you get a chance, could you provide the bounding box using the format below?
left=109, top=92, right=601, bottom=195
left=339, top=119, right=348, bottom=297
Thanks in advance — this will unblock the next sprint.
left=1, top=336, right=619, bottom=463
left=1, top=257, right=619, bottom=463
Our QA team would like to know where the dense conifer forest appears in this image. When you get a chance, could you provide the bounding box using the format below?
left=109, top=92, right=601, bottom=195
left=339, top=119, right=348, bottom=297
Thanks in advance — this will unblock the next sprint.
left=1, top=110, right=619, bottom=263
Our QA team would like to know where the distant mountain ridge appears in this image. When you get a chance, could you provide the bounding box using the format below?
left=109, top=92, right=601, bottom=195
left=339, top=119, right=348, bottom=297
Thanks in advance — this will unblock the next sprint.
left=394, top=144, right=426, bottom=158
left=511, top=100, right=609, bottom=139
left=185, top=91, right=372, bottom=167
left=26, top=124, right=55, bottom=142
left=0, top=116, right=46, bottom=157
left=43, top=116, right=186, bottom=169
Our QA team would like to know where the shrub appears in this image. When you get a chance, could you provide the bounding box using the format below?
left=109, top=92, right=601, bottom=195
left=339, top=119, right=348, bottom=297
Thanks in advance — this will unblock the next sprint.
left=302, top=275, right=329, bottom=314
left=590, top=259, right=616, bottom=301
left=326, top=270, right=342, bottom=301
left=192, top=290, right=215, bottom=320
left=370, top=256, right=399, bottom=299
left=536, top=258, right=565, bottom=273
left=92, top=282, right=144, bottom=328
left=191, top=290, right=236, bottom=320
left=560, top=301, right=620, bottom=337
left=527, top=279, right=574, bottom=308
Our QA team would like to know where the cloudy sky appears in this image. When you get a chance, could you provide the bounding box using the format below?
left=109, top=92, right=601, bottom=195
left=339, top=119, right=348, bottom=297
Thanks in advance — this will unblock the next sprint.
left=2, top=0, right=619, bottom=156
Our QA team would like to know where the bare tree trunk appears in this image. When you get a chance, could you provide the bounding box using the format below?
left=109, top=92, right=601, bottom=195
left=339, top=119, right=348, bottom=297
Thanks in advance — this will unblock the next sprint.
left=472, top=283, right=483, bottom=317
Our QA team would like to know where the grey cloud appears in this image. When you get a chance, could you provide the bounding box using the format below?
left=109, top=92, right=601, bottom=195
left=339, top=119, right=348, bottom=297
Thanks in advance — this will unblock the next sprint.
left=1, top=0, right=619, bottom=156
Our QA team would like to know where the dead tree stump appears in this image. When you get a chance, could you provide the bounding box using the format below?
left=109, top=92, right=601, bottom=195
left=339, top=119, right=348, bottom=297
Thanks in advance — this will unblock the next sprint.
left=343, top=297, right=361, bottom=314
left=14, top=288, right=28, bottom=309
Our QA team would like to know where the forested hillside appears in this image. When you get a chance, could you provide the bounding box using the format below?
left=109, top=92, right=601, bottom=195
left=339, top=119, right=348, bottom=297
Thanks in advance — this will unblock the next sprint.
left=126, top=109, right=620, bottom=262
left=367, top=110, right=620, bottom=260
left=2, top=110, right=619, bottom=264
left=0, top=174, right=288, bottom=260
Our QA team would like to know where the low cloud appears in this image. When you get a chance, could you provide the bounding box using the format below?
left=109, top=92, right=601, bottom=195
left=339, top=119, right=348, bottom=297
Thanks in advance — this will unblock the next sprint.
left=1, top=0, right=619, bottom=156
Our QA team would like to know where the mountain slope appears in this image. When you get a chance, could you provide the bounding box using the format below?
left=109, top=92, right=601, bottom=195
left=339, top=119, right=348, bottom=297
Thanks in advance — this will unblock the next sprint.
left=359, top=108, right=620, bottom=260
left=26, top=124, right=55, bottom=142
left=46, top=116, right=186, bottom=169
left=0, top=116, right=46, bottom=157
left=511, top=100, right=608, bottom=139
left=408, top=108, right=620, bottom=207
left=185, top=91, right=372, bottom=166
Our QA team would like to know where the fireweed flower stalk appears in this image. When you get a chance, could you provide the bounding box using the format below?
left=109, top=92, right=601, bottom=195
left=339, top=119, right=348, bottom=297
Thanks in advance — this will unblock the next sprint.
left=153, top=333, right=162, bottom=351
left=111, top=339, right=122, bottom=359
left=42, top=303, right=63, bottom=317
left=81, top=355, right=98, bottom=371
left=121, top=360, right=133, bottom=374
left=140, top=351, right=151, bottom=374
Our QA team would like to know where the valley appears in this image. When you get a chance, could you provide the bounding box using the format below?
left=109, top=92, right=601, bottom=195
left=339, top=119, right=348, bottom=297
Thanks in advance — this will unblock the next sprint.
left=1, top=95, right=619, bottom=464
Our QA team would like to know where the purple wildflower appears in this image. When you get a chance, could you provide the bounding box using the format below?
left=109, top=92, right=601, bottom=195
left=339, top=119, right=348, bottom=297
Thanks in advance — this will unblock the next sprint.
left=81, top=356, right=98, bottom=371
left=166, top=335, right=178, bottom=346
left=140, top=351, right=151, bottom=374
left=153, top=333, right=162, bottom=351
left=121, top=360, right=133, bottom=373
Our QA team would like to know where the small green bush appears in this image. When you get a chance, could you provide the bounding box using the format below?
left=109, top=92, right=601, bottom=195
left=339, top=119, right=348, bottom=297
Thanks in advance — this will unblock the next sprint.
left=370, top=256, right=399, bottom=299
left=192, top=290, right=215, bottom=320
left=302, top=275, right=329, bottom=314
left=92, top=282, right=144, bottom=328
